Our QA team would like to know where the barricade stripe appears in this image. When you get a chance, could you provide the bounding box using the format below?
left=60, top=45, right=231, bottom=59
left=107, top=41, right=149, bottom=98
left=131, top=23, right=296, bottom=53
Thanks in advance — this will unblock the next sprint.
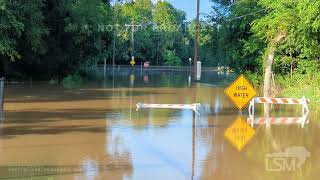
left=293, top=99, right=300, bottom=104
left=253, top=97, right=310, bottom=105
left=260, top=98, right=267, bottom=103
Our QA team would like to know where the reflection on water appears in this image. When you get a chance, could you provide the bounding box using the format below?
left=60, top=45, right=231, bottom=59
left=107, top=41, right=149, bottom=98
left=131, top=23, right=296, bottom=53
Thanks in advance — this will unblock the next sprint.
left=0, top=70, right=319, bottom=179
left=224, top=117, right=256, bottom=151
left=0, top=108, right=3, bottom=122
left=247, top=116, right=309, bottom=128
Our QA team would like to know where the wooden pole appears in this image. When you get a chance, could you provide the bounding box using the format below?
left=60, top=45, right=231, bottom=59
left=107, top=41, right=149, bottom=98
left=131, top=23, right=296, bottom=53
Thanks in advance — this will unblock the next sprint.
left=194, top=0, right=200, bottom=74
left=104, top=58, right=106, bottom=79
left=112, top=32, right=116, bottom=67
left=0, top=77, right=4, bottom=120
left=131, top=22, right=135, bottom=62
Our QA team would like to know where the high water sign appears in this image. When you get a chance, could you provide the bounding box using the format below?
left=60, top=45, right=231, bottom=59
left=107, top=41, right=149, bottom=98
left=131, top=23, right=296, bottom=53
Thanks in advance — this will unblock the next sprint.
left=224, top=74, right=257, bottom=110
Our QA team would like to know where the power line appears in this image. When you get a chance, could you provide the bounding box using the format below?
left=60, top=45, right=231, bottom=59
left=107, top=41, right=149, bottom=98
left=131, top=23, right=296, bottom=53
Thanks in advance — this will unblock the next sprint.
left=227, top=0, right=247, bottom=8
left=227, top=9, right=266, bottom=21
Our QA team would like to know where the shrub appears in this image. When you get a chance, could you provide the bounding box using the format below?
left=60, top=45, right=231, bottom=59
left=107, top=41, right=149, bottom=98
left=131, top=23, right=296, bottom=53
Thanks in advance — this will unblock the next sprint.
left=163, top=50, right=182, bottom=66
left=62, top=74, right=82, bottom=89
left=243, top=71, right=263, bottom=87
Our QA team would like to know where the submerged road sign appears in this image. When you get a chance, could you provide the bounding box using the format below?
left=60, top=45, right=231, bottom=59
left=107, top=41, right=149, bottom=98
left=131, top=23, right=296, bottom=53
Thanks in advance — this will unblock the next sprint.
left=224, top=74, right=256, bottom=110
left=224, top=117, right=255, bottom=151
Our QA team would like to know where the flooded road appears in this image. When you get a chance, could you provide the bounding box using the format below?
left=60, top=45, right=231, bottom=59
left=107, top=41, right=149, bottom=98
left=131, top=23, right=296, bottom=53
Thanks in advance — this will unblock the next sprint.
left=0, top=70, right=319, bottom=180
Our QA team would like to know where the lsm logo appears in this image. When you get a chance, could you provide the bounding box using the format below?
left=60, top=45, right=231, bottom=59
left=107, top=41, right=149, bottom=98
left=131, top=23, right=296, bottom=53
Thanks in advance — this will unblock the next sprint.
left=265, top=146, right=310, bottom=171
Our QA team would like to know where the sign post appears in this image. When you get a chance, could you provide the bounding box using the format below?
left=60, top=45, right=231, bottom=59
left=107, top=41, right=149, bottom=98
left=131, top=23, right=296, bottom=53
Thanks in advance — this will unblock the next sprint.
left=224, top=74, right=257, bottom=110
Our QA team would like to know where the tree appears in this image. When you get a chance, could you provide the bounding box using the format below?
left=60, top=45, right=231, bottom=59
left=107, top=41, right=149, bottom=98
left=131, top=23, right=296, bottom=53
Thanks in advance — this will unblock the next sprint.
left=111, top=0, right=189, bottom=66
left=153, top=1, right=187, bottom=65
left=206, top=0, right=265, bottom=70
left=252, top=0, right=320, bottom=114
left=0, top=0, right=47, bottom=61
left=65, top=0, right=112, bottom=67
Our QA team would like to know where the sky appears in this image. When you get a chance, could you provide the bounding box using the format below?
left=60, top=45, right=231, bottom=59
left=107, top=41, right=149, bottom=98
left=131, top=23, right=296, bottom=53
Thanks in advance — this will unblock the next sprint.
left=152, top=0, right=213, bottom=21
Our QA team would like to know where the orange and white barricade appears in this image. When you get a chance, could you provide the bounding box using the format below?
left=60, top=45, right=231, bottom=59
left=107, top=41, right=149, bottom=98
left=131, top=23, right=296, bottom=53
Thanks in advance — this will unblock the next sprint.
left=248, top=96, right=310, bottom=127
left=136, top=103, right=201, bottom=114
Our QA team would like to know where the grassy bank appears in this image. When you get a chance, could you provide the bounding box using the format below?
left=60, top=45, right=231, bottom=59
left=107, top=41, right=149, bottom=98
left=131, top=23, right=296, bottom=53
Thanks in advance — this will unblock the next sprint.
left=277, top=73, right=320, bottom=110
left=245, top=72, right=320, bottom=112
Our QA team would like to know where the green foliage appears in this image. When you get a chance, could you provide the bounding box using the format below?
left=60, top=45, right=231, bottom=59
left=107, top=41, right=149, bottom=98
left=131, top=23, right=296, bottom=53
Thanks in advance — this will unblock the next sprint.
left=252, top=0, right=320, bottom=62
left=153, top=1, right=185, bottom=32
left=64, top=0, right=112, bottom=68
left=62, top=74, right=83, bottom=89
left=163, top=50, right=182, bottom=66
left=210, top=0, right=320, bottom=109
left=277, top=73, right=320, bottom=108
left=244, top=71, right=263, bottom=86
left=294, top=60, right=320, bottom=75
left=111, top=0, right=189, bottom=66
left=205, top=0, right=265, bottom=71
left=0, top=0, right=47, bottom=61
left=2, top=0, right=113, bottom=79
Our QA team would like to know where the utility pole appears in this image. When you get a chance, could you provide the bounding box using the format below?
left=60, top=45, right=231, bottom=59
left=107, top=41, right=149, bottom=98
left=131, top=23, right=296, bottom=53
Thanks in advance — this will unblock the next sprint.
left=0, top=77, right=4, bottom=121
left=131, top=22, right=134, bottom=62
left=112, top=31, right=116, bottom=67
left=125, top=22, right=142, bottom=64
left=194, top=0, right=200, bottom=73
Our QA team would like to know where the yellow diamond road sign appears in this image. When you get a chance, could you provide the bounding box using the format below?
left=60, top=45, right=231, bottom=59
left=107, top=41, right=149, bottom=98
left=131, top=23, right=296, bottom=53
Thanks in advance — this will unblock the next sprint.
left=224, top=117, right=255, bottom=151
left=224, top=74, right=257, bottom=110
left=130, top=59, right=135, bottom=66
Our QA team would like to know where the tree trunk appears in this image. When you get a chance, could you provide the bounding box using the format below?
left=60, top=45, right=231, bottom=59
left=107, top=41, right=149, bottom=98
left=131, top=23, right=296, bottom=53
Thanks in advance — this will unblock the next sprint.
left=263, top=33, right=286, bottom=117
left=263, top=47, right=275, bottom=116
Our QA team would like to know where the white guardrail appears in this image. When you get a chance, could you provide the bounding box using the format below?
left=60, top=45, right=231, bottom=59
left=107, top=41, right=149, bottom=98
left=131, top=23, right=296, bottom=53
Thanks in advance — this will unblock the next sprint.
left=136, top=103, right=201, bottom=114
left=248, top=96, right=310, bottom=128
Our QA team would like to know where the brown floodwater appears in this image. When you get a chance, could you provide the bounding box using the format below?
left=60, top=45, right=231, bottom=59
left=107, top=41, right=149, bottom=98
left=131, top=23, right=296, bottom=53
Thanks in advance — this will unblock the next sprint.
left=0, top=71, right=319, bottom=180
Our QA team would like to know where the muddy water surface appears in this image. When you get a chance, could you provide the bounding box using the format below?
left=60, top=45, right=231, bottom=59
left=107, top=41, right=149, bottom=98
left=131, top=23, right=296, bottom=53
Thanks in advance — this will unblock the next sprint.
left=0, top=71, right=319, bottom=180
